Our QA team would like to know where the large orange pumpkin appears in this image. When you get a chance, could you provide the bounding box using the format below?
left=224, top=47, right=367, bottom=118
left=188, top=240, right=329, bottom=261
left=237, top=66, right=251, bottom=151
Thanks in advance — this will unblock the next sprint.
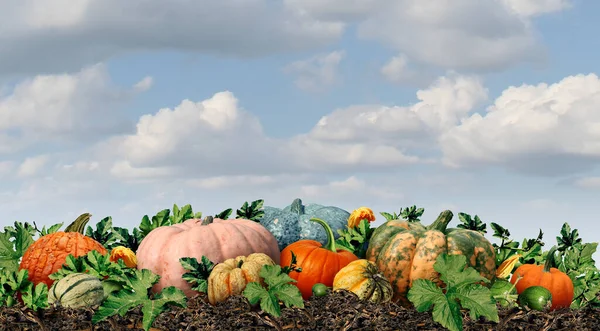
left=136, top=216, right=280, bottom=298
left=19, top=213, right=107, bottom=288
left=510, top=246, right=574, bottom=310
left=280, top=217, right=358, bottom=300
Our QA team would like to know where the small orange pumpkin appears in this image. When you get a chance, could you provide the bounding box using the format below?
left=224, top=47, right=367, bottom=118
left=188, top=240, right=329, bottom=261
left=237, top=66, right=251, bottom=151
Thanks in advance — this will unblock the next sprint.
left=19, top=213, right=107, bottom=288
left=510, top=246, right=574, bottom=310
left=280, top=217, right=358, bottom=300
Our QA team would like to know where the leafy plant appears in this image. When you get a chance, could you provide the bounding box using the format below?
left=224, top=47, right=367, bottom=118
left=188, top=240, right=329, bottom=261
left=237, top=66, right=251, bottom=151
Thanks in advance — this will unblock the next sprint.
left=456, top=212, right=487, bottom=234
left=380, top=205, right=424, bottom=222
left=490, top=222, right=544, bottom=269
left=335, top=219, right=375, bottom=258
left=111, top=226, right=145, bottom=252
left=85, top=216, right=125, bottom=249
left=0, top=269, right=32, bottom=307
left=281, top=251, right=302, bottom=275
left=170, top=204, right=203, bottom=224
left=243, top=264, right=304, bottom=317
left=552, top=223, right=600, bottom=309
left=180, top=256, right=216, bottom=293
left=0, top=222, right=35, bottom=273
left=92, top=269, right=187, bottom=331
left=214, top=208, right=233, bottom=219
left=49, top=250, right=135, bottom=298
left=32, top=221, right=63, bottom=236
left=139, top=204, right=202, bottom=239
left=236, top=199, right=265, bottom=222
left=21, top=282, right=49, bottom=312
left=407, top=254, right=499, bottom=331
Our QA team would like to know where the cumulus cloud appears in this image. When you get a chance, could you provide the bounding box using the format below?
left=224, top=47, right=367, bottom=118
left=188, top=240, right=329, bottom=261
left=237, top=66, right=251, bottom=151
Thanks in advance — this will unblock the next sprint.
left=439, top=73, right=600, bottom=176
left=284, top=51, right=345, bottom=92
left=0, top=0, right=343, bottom=75
left=17, top=155, right=49, bottom=178
left=0, top=64, right=144, bottom=152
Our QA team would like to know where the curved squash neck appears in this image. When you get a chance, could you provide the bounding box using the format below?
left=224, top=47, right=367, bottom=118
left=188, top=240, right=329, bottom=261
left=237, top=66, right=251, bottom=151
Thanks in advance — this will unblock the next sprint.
left=426, top=210, right=454, bottom=232
left=309, top=217, right=337, bottom=252
left=64, top=213, right=92, bottom=234
left=543, top=246, right=559, bottom=272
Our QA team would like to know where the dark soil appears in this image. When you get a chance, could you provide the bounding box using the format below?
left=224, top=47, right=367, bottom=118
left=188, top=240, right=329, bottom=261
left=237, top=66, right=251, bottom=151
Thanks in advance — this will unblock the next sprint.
left=1, top=289, right=600, bottom=331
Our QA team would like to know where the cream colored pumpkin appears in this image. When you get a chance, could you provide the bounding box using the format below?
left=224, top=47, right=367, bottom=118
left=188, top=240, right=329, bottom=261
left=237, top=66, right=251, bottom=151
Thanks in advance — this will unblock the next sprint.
left=208, top=253, right=276, bottom=305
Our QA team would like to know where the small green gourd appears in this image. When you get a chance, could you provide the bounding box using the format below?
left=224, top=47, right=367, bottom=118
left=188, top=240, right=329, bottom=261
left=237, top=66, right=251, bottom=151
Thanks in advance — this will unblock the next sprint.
left=48, top=273, right=105, bottom=308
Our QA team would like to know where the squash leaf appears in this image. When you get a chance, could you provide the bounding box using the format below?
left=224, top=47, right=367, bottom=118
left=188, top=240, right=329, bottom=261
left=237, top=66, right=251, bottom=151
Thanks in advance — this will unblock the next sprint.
left=0, top=222, right=35, bottom=273
left=21, top=281, right=49, bottom=312
left=111, top=226, right=145, bottom=252
left=214, top=208, right=233, bottom=220
left=456, top=212, right=487, bottom=234
left=408, top=254, right=498, bottom=331
left=180, top=256, right=215, bottom=293
left=380, top=205, right=424, bottom=222
left=85, top=216, right=125, bottom=249
left=0, top=269, right=31, bottom=307
left=139, top=209, right=171, bottom=237
left=170, top=203, right=202, bottom=224
left=280, top=251, right=302, bottom=274
left=92, top=268, right=187, bottom=331
left=236, top=199, right=265, bottom=222
left=32, top=221, right=63, bottom=236
left=335, top=219, right=374, bottom=258
left=243, top=264, right=304, bottom=317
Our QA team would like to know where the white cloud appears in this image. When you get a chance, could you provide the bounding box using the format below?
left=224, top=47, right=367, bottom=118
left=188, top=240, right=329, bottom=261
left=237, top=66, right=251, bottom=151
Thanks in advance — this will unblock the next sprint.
left=440, top=73, right=600, bottom=175
left=134, top=76, right=153, bottom=92
left=501, top=0, right=572, bottom=17
left=0, top=161, right=14, bottom=177
left=0, top=0, right=343, bottom=75
left=0, top=64, right=143, bottom=153
left=284, top=51, right=345, bottom=92
left=299, top=176, right=404, bottom=202
left=380, top=54, right=410, bottom=83
left=574, top=177, right=600, bottom=189
left=17, top=155, right=49, bottom=178
left=357, top=0, right=543, bottom=71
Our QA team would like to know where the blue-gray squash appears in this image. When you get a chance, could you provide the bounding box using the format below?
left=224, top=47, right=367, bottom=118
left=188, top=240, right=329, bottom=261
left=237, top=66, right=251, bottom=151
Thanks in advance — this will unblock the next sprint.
left=260, top=198, right=350, bottom=250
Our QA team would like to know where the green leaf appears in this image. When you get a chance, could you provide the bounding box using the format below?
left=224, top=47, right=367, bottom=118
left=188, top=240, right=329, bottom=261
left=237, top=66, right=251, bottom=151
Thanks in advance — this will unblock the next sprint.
left=235, top=199, right=265, bottom=222
left=408, top=253, right=498, bottom=331
left=456, top=212, right=487, bottom=234
left=21, top=282, right=49, bottom=312
left=0, top=222, right=35, bottom=273
left=180, top=256, right=215, bottom=293
left=139, top=209, right=171, bottom=237
left=243, top=264, right=303, bottom=318
left=92, top=269, right=187, bottom=331
left=214, top=208, right=233, bottom=220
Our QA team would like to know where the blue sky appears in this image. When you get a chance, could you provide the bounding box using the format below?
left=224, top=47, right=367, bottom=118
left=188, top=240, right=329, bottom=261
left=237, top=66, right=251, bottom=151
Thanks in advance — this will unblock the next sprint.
left=0, top=0, right=598, bottom=254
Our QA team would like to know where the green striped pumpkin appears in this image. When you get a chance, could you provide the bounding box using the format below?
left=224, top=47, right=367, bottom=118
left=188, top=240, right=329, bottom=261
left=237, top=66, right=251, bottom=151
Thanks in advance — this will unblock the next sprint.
left=48, top=273, right=105, bottom=308
left=365, top=210, right=496, bottom=306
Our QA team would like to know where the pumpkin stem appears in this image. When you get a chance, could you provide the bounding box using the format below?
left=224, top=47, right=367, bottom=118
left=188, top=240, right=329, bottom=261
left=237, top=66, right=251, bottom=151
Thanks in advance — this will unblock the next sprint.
left=426, top=210, right=454, bottom=232
left=309, top=218, right=338, bottom=252
left=201, top=216, right=214, bottom=225
left=543, top=246, right=559, bottom=272
left=64, top=213, right=92, bottom=234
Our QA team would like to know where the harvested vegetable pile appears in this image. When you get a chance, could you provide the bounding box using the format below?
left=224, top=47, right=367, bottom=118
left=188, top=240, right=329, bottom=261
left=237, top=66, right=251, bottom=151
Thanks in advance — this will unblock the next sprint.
left=2, top=199, right=600, bottom=331
left=2, top=289, right=600, bottom=330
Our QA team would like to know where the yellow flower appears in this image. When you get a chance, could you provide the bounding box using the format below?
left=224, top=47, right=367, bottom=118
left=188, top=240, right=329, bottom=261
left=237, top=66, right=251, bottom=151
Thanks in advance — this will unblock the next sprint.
left=110, top=246, right=137, bottom=268
left=347, top=207, right=376, bottom=228
left=496, top=254, right=521, bottom=279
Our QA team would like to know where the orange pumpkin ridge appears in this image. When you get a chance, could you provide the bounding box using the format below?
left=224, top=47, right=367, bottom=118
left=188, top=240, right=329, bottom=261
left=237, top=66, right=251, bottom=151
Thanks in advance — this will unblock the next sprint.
left=510, top=246, right=574, bottom=310
left=280, top=217, right=358, bottom=300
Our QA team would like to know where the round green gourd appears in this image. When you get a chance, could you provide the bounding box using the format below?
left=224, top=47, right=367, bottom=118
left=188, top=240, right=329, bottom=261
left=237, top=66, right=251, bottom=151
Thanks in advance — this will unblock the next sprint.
left=48, top=273, right=105, bottom=308
left=260, top=198, right=350, bottom=250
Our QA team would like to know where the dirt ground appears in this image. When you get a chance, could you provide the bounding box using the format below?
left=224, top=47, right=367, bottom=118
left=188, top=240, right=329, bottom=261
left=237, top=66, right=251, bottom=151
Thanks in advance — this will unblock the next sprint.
left=1, top=289, right=599, bottom=331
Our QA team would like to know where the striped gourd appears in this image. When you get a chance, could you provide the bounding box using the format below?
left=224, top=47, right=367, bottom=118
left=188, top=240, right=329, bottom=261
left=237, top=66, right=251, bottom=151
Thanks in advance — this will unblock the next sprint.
left=48, top=273, right=105, bottom=308
left=365, top=210, right=496, bottom=306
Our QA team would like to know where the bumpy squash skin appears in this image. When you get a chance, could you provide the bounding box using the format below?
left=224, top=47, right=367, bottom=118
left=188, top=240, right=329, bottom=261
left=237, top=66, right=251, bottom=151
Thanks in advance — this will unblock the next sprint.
left=333, top=259, right=393, bottom=304
left=19, top=232, right=107, bottom=288
left=208, top=253, right=275, bottom=305
left=48, top=273, right=105, bottom=308
left=366, top=211, right=496, bottom=306
left=261, top=198, right=350, bottom=250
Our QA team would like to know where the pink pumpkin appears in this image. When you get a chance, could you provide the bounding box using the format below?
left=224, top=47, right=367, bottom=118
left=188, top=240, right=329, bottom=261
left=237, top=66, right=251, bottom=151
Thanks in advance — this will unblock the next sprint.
left=136, top=217, right=280, bottom=298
